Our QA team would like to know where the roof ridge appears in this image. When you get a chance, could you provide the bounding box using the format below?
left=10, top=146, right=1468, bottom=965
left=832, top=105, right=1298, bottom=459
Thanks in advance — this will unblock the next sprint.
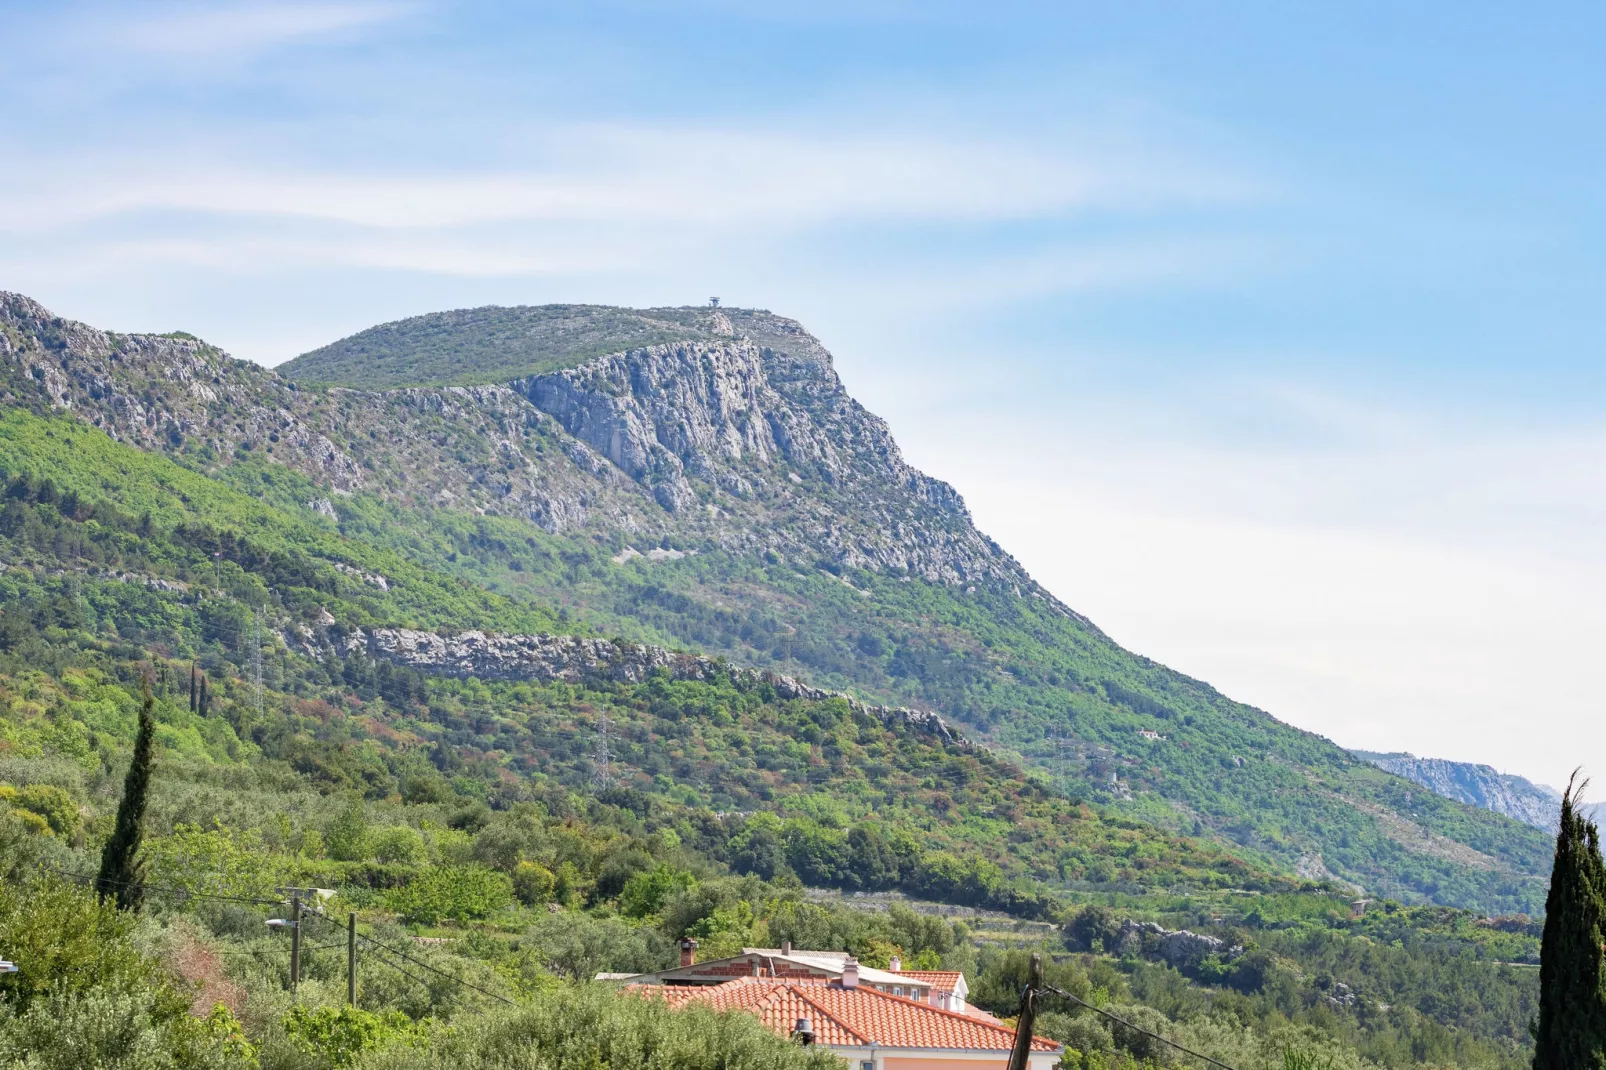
left=846, top=985, right=1036, bottom=1040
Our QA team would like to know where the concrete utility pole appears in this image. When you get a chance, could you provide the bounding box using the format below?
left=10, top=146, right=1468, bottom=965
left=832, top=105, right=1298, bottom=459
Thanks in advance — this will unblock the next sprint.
left=347, top=912, right=357, bottom=1005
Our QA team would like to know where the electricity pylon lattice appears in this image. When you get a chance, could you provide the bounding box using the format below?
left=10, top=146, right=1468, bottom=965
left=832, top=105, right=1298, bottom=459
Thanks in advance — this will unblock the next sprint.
left=590, top=713, right=616, bottom=793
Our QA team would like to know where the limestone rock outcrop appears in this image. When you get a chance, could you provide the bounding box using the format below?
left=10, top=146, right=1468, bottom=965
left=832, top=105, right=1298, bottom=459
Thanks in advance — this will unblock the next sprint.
left=364, top=626, right=963, bottom=745
left=0, top=291, right=1052, bottom=593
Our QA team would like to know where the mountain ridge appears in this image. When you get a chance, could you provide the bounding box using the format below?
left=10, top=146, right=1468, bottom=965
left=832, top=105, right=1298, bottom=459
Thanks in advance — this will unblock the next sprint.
left=0, top=290, right=1555, bottom=912
left=1353, top=750, right=1584, bottom=832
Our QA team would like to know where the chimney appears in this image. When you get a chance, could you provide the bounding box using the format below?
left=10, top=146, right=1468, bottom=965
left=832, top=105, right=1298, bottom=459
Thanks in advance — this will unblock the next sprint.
left=793, top=1017, right=814, bottom=1045
left=781, top=940, right=792, bottom=956
left=841, top=957, right=859, bottom=989
left=889, top=954, right=902, bottom=972
left=679, top=937, right=698, bottom=968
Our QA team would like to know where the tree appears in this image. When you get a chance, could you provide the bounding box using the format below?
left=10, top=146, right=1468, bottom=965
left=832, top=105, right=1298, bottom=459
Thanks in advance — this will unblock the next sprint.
left=95, top=677, right=155, bottom=911
left=1534, top=772, right=1606, bottom=1070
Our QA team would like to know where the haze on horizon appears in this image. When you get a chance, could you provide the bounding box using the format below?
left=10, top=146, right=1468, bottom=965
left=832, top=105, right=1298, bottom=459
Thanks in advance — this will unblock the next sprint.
left=1, top=0, right=1602, bottom=790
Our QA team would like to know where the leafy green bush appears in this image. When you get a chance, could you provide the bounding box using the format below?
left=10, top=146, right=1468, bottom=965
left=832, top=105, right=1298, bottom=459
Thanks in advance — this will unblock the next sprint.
left=283, top=1005, right=425, bottom=1068
left=0, top=784, right=79, bottom=838
left=386, top=865, right=511, bottom=924
left=618, top=864, right=695, bottom=919
left=0, top=878, right=253, bottom=1069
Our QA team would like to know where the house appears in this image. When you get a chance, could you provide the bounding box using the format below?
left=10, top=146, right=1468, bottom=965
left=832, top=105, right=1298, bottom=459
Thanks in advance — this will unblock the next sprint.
left=609, top=941, right=1062, bottom=1069
left=600, top=940, right=982, bottom=1018
left=1137, top=729, right=1165, bottom=742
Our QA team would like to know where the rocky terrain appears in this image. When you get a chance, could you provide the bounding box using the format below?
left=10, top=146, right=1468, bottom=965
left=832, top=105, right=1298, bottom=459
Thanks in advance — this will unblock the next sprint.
left=356, top=625, right=963, bottom=744
left=0, top=292, right=1035, bottom=590
left=1353, top=751, right=1571, bottom=831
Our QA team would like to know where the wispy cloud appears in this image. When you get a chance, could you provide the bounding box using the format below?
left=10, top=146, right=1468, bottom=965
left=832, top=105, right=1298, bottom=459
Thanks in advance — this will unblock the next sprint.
left=94, top=1, right=414, bottom=57
left=0, top=122, right=1250, bottom=235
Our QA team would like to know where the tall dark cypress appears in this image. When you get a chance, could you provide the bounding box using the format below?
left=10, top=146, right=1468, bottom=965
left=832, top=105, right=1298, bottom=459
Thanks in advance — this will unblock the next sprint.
left=96, top=677, right=156, bottom=912
left=188, top=661, right=197, bottom=713
left=1534, top=772, right=1606, bottom=1069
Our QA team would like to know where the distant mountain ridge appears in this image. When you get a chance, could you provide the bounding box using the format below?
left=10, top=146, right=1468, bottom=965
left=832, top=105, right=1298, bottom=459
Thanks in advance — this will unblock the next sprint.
left=1352, top=751, right=1584, bottom=833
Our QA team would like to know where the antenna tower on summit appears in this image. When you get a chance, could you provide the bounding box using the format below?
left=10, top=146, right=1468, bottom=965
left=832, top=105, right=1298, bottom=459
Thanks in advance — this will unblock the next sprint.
left=708, top=296, right=720, bottom=307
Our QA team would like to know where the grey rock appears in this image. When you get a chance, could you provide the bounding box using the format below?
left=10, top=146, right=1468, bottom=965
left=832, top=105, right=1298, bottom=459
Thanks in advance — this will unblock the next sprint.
left=0, top=291, right=1093, bottom=606
left=364, top=626, right=963, bottom=745
left=1352, top=750, right=1591, bottom=832
left=1115, top=919, right=1241, bottom=966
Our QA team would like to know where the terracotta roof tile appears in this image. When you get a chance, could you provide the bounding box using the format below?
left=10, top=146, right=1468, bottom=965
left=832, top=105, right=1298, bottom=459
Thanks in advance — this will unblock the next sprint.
left=890, top=970, right=964, bottom=989
left=629, top=979, right=1059, bottom=1053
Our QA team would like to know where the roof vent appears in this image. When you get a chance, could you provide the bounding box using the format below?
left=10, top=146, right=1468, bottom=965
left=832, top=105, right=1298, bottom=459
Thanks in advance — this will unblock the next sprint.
left=793, top=1017, right=814, bottom=1045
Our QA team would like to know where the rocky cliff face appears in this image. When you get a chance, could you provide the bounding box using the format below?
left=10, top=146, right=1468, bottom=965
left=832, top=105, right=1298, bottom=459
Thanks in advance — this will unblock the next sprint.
left=358, top=626, right=964, bottom=744
left=0, top=292, right=1031, bottom=590
left=1353, top=751, right=1567, bottom=831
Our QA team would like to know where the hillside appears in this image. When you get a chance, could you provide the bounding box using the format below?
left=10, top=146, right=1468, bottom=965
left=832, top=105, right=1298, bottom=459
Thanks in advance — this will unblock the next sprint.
left=0, top=291, right=1555, bottom=913
left=0, top=412, right=1541, bottom=1069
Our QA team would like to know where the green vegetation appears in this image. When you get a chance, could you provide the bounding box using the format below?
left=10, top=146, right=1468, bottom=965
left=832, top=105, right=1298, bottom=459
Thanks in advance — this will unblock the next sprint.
left=301, top=485, right=1551, bottom=914
left=95, top=678, right=155, bottom=911
left=1532, top=777, right=1606, bottom=1068
left=278, top=304, right=728, bottom=389
left=0, top=352, right=1553, bottom=1068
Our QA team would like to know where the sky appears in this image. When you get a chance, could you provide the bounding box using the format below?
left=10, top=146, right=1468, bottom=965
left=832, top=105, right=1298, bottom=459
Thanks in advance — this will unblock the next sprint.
left=1, top=1, right=1603, bottom=789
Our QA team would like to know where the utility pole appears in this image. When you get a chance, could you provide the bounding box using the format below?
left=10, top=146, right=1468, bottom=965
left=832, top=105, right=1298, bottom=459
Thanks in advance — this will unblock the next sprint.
left=1006, top=953, right=1043, bottom=1070
left=290, top=893, right=302, bottom=989
left=347, top=912, right=357, bottom=1005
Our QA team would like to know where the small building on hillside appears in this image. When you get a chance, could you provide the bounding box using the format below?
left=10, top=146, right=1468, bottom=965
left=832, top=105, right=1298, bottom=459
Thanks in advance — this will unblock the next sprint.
left=606, top=940, right=1062, bottom=1069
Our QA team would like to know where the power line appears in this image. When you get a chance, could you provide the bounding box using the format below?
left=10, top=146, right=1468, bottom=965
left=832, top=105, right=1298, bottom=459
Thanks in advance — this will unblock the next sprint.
left=302, top=908, right=514, bottom=1007
left=43, top=864, right=284, bottom=907
left=1042, top=983, right=1240, bottom=1070
left=51, top=865, right=512, bottom=1009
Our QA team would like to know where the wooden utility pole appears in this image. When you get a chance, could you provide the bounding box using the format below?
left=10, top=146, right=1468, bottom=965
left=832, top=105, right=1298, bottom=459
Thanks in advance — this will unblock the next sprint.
left=290, top=893, right=302, bottom=989
left=347, top=912, right=357, bottom=1005
left=1006, top=953, right=1043, bottom=1070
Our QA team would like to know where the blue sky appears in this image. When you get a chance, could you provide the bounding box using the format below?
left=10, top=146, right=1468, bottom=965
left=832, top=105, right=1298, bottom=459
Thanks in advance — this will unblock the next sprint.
left=3, top=1, right=1603, bottom=786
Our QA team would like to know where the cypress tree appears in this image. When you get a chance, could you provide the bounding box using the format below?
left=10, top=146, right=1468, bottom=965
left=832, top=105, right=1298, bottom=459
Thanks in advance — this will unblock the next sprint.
left=188, top=660, right=197, bottom=713
left=96, top=676, right=156, bottom=912
left=1534, top=772, right=1606, bottom=1069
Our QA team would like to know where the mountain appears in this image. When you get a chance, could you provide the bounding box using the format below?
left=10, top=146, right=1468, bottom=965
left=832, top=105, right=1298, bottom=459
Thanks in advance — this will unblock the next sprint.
left=0, top=291, right=1556, bottom=912
left=1353, top=751, right=1590, bottom=833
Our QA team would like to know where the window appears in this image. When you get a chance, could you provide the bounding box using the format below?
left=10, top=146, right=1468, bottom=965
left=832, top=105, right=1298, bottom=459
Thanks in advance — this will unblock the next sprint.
left=893, top=986, right=903, bottom=996
left=861, top=1062, right=874, bottom=1070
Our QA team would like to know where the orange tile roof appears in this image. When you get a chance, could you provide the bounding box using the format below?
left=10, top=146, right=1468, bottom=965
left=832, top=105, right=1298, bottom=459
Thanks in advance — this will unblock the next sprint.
left=630, top=978, right=1059, bottom=1053
left=891, top=970, right=964, bottom=989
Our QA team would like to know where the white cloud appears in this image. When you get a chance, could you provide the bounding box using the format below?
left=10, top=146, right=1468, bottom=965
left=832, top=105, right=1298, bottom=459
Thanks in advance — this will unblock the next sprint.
left=0, top=119, right=1248, bottom=235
